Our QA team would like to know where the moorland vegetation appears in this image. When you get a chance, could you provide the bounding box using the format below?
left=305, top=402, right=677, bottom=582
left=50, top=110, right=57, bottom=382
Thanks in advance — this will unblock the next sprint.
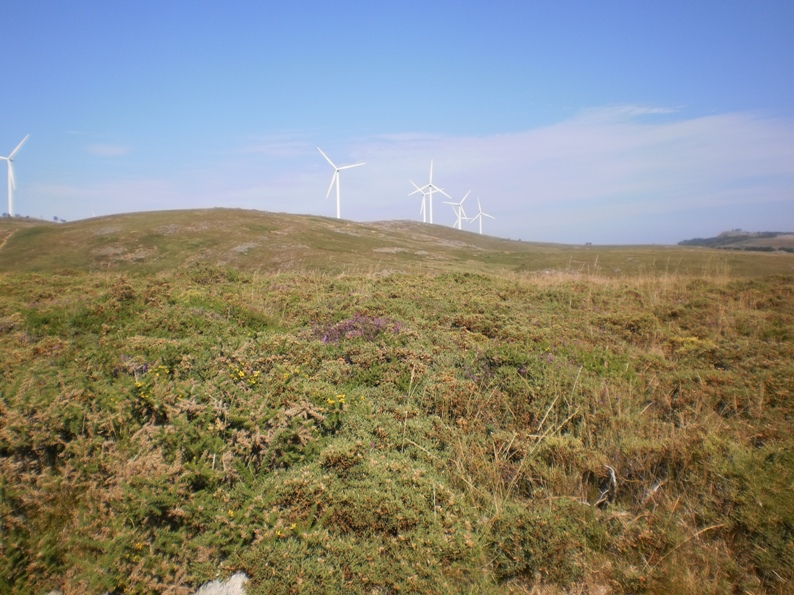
left=1, top=211, right=792, bottom=594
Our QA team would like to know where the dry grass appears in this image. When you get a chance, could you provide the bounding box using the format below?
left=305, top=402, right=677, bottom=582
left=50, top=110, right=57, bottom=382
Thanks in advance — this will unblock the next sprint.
left=1, top=209, right=792, bottom=278
left=1, top=213, right=792, bottom=593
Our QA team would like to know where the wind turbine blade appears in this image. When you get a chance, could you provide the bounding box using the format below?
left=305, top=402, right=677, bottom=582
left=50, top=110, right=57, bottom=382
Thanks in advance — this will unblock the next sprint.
left=437, top=187, right=452, bottom=199
left=460, top=191, right=470, bottom=205
left=483, top=213, right=495, bottom=219
left=338, top=162, right=365, bottom=170
left=326, top=172, right=338, bottom=199
left=429, top=160, right=434, bottom=184
left=317, top=147, right=336, bottom=168
left=8, top=164, right=15, bottom=189
left=409, top=180, right=428, bottom=196
left=9, top=134, right=29, bottom=159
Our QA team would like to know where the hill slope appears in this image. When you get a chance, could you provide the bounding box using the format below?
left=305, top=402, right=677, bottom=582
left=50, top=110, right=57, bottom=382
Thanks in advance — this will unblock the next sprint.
left=1, top=208, right=793, bottom=277
left=1, top=210, right=794, bottom=594
left=679, top=229, right=794, bottom=252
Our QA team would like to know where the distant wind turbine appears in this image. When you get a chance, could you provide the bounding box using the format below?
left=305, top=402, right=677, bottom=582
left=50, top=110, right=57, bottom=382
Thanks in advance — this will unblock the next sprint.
left=1, top=134, right=29, bottom=217
left=409, top=179, right=428, bottom=223
left=318, top=147, right=365, bottom=219
left=443, top=190, right=471, bottom=230
left=408, top=161, right=450, bottom=224
left=470, top=197, right=495, bottom=235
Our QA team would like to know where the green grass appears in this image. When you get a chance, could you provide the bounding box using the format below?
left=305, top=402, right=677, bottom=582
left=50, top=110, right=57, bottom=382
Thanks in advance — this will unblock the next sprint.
left=1, top=211, right=793, bottom=594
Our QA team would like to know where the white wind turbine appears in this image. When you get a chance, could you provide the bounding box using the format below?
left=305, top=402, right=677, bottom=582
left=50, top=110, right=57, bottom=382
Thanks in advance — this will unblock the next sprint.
left=408, top=160, right=450, bottom=224
left=318, top=147, right=365, bottom=219
left=443, top=190, right=471, bottom=230
left=470, top=197, right=495, bottom=235
left=409, top=179, right=429, bottom=223
left=1, top=134, right=29, bottom=217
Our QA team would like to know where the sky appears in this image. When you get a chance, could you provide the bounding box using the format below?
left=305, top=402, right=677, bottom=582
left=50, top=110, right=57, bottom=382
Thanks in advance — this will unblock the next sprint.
left=1, top=1, right=793, bottom=244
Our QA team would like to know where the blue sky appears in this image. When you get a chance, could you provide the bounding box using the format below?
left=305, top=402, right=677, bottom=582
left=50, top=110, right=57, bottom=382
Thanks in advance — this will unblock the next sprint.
left=1, top=1, right=792, bottom=244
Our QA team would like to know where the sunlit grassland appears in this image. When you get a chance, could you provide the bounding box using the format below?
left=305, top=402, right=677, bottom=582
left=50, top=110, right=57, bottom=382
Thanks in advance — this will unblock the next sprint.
left=1, top=210, right=793, bottom=594
left=1, top=209, right=792, bottom=278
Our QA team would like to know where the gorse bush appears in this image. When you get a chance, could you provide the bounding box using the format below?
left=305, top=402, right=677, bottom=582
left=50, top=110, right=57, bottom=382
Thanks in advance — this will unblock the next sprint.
left=1, top=268, right=792, bottom=594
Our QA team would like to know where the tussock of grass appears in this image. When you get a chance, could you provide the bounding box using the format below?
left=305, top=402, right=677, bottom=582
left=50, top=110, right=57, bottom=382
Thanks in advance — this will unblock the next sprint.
left=1, top=265, right=792, bottom=594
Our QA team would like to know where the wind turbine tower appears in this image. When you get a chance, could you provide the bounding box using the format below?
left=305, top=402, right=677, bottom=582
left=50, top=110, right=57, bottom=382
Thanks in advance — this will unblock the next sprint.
left=470, top=197, right=495, bottom=235
left=1, top=135, right=29, bottom=217
left=318, top=147, right=365, bottom=219
left=408, top=161, right=450, bottom=224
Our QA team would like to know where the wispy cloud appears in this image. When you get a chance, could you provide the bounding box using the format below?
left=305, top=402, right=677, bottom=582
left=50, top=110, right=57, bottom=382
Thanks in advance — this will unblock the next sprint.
left=344, top=106, right=794, bottom=241
left=86, top=144, right=131, bottom=157
left=27, top=106, right=794, bottom=244
left=573, top=104, right=681, bottom=122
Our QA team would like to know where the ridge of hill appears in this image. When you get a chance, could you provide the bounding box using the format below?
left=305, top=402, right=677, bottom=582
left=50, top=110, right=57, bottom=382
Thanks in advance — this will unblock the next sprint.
left=679, top=229, right=794, bottom=252
left=1, top=208, right=792, bottom=277
left=0, top=208, right=555, bottom=275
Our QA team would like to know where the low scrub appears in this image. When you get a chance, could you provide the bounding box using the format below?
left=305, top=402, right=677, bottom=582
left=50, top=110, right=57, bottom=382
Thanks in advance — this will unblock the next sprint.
left=1, top=268, right=792, bottom=593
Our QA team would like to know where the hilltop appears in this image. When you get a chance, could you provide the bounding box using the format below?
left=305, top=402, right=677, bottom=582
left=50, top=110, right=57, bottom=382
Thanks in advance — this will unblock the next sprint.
left=679, top=229, right=794, bottom=252
left=1, top=208, right=792, bottom=278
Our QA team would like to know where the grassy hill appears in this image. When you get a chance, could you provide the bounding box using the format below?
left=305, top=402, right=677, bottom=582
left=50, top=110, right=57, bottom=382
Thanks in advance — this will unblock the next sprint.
left=679, top=229, right=794, bottom=253
left=2, top=209, right=793, bottom=277
left=1, top=210, right=793, bottom=594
